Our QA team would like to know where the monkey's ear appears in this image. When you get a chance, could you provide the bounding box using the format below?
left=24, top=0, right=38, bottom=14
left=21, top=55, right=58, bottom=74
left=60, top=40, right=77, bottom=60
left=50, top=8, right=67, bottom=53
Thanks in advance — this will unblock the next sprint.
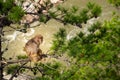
left=40, top=36, right=43, bottom=43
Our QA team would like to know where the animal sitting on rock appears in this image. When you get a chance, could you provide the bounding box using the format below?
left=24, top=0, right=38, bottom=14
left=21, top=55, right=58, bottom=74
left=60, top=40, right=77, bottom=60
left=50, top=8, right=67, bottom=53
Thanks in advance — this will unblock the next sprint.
left=24, top=34, right=44, bottom=62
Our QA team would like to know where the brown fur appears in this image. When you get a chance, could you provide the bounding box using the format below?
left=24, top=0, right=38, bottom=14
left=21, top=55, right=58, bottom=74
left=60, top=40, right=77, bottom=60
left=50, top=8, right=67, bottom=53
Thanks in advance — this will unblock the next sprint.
left=24, top=34, right=43, bottom=62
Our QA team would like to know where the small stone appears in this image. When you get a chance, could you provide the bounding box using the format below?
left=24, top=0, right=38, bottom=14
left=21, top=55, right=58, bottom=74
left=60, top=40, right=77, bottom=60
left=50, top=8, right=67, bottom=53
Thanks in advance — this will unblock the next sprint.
left=26, top=14, right=34, bottom=23
left=50, top=0, right=59, bottom=3
left=35, top=0, right=40, bottom=3
left=23, top=2, right=30, bottom=7
left=30, top=21, right=40, bottom=27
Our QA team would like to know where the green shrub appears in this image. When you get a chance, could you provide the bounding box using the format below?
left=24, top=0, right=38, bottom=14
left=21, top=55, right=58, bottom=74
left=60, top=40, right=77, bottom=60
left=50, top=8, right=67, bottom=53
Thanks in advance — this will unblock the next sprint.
left=8, top=6, right=25, bottom=23
left=39, top=14, right=47, bottom=23
left=50, top=28, right=67, bottom=53
left=91, top=5, right=102, bottom=18
left=34, top=76, right=50, bottom=80
left=79, top=8, right=89, bottom=23
left=87, top=2, right=102, bottom=18
left=6, top=65, right=19, bottom=74
left=108, top=0, right=120, bottom=7
left=17, top=55, right=28, bottom=59
left=87, top=2, right=95, bottom=10
left=0, top=0, right=14, bottom=15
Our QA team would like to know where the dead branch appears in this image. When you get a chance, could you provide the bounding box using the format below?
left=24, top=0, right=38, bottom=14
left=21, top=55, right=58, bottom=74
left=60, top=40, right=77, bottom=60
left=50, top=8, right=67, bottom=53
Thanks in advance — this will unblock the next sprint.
left=1, top=42, right=9, bottom=55
left=9, top=62, right=28, bottom=80
left=1, top=59, right=30, bottom=65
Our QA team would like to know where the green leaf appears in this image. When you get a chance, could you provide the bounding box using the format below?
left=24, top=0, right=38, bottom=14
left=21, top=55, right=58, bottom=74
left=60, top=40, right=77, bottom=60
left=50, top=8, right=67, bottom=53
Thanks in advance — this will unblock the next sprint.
left=8, top=6, right=24, bottom=22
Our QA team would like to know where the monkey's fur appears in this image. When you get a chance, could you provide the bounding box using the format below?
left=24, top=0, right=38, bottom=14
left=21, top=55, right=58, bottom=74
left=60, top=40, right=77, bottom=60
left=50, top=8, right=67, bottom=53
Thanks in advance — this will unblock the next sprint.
left=24, top=34, right=43, bottom=62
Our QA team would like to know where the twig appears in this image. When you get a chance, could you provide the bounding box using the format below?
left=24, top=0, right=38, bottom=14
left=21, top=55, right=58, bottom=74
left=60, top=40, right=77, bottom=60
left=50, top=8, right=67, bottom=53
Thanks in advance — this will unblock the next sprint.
left=22, top=66, right=44, bottom=76
left=1, top=41, right=9, bottom=54
left=1, top=59, right=30, bottom=66
left=43, top=64, right=57, bottom=71
left=9, top=62, right=28, bottom=80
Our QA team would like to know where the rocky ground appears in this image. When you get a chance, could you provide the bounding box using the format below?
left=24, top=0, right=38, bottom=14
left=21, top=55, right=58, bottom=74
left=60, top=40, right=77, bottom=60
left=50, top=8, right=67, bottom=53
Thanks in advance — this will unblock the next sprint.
left=2, top=0, right=120, bottom=80
left=20, top=0, right=64, bottom=24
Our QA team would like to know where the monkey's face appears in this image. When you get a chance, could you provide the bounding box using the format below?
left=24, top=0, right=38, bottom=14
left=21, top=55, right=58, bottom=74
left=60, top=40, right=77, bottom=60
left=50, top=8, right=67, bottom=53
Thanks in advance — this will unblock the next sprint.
left=34, top=34, right=43, bottom=45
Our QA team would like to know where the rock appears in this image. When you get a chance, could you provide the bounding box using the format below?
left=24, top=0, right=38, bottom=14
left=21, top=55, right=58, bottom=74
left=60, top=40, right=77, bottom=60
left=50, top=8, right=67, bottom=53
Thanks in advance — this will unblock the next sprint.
left=25, top=14, right=34, bottom=23
left=21, top=14, right=39, bottom=24
left=16, top=74, right=34, bottom=80
left=50, top=0, right=59, bottom=4
left=42, top=10, right=48, bottom=14
left=25, top=3, right=36, bottom=13
left=30, top=21, right=40, bottom=27
left=21, top=14, right=33, bottom=23
left=15, top=0, right=22, bottom=6
left=4, top=73, right=34, bottom=80
left=5, top=31, right=21, bottom=42
left=21, top=0, right=64, bottom=24
left=23, top=1, right=30, bottom=7
left=35, top=0, right=39, bottom=3
left=50, top=0, right=63, bottom=4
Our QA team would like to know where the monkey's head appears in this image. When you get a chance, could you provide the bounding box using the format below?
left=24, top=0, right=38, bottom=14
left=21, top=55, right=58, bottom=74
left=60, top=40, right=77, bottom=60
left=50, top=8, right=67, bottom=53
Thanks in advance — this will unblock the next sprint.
left=33, top=34, right=43, bottom=45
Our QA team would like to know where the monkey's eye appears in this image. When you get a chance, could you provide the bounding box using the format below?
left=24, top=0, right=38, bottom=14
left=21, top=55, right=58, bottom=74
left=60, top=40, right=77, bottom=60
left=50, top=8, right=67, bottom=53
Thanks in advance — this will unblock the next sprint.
left=39, top=37, right=42, bottom=39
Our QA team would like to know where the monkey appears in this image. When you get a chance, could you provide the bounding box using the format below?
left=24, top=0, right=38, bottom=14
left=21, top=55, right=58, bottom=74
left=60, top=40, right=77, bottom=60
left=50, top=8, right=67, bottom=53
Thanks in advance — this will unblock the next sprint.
left=24, top=34, right=43, bottom=62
